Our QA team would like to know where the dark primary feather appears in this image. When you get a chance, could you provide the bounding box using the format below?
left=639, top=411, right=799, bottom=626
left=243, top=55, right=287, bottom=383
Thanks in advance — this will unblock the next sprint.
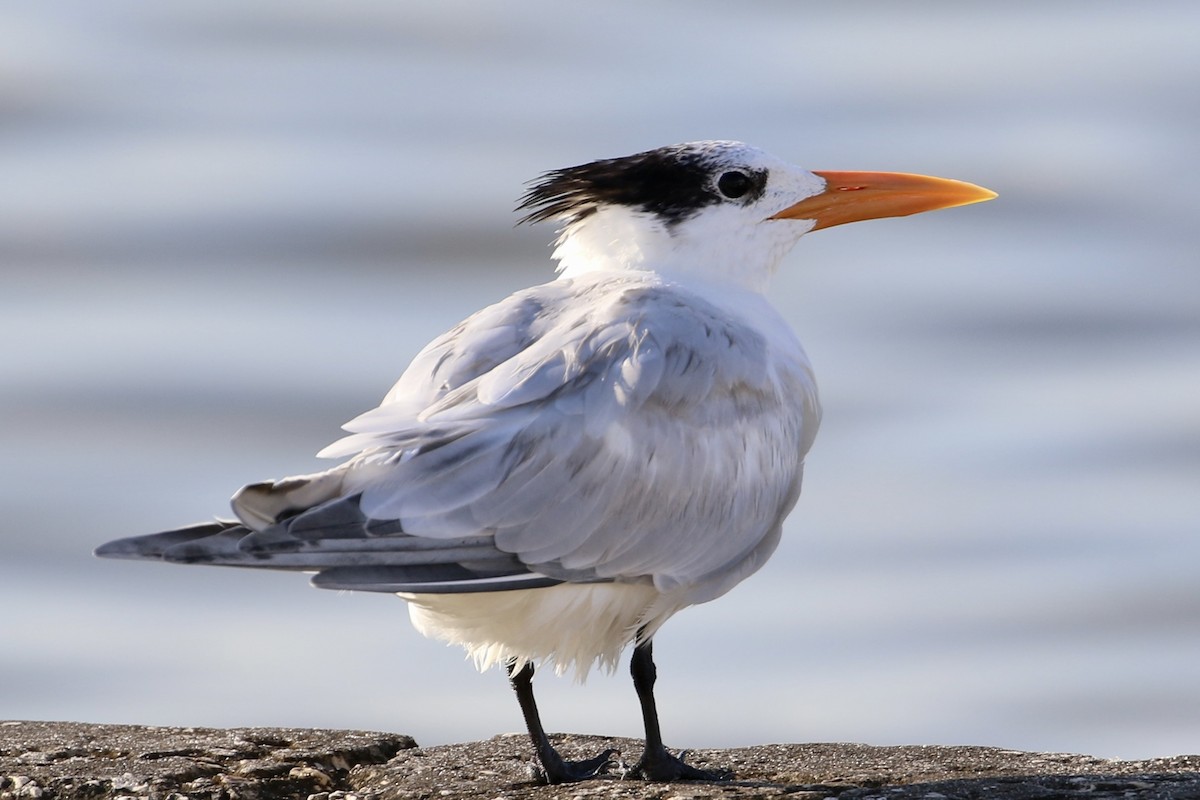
left=94, top=496, right=566, bottom=594
left=94, top=521, right=240, bottom=561
left=517, top=141, right=768, bottom=228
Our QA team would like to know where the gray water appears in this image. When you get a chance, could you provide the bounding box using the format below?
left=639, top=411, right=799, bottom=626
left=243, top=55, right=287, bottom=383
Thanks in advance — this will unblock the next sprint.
left=2, top=1, right=1198, bottom=761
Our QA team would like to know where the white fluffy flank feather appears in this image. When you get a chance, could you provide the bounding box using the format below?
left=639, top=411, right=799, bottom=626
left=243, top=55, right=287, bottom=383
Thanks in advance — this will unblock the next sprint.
left=402, top=582, right=668, bottom=680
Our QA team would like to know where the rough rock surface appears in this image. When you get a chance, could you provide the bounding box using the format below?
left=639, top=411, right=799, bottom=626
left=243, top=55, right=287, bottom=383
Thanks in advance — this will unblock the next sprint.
left=2, top=721, right=1198, bottom=799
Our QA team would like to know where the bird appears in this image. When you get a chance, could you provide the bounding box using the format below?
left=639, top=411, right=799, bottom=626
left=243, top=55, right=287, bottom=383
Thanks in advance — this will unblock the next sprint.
left=96, top=141, right=995, bottom=784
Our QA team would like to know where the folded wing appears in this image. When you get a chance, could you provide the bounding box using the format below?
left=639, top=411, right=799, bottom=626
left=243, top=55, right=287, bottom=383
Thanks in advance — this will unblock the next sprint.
left=98, top=274, right=819, bottom=604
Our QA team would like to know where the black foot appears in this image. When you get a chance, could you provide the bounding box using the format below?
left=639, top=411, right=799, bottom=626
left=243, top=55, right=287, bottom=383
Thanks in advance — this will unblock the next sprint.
left=626, top=747, right=731, bottom=782
left=531, top=748, right=618, bottom=785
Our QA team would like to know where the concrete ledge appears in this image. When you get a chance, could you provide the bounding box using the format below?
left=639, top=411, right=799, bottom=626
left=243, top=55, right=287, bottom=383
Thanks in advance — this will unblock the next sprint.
left=1, top=721, right=1197, bottom=799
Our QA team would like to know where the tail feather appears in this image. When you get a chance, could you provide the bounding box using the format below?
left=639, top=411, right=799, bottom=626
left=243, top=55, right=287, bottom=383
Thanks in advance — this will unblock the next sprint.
left=312, top=565, right=562, bottom=594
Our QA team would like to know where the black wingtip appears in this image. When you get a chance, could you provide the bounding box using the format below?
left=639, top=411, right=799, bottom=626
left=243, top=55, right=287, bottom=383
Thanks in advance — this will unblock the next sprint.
left=94, top=521, right=243, bottom=562
left=93, top=537, right=143, bottom=560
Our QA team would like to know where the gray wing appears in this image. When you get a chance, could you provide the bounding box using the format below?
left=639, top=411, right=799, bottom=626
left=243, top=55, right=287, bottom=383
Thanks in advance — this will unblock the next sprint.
left=96, top=282, right=584, bottom=594
left=98, top=274, right=819, bottom=602
left=319, top=276, right=817, bottom=600
left=94, top=501, right=562, bottom=594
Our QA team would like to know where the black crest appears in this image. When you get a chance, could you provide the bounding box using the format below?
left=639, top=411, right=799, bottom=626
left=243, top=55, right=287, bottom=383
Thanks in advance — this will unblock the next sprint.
left=517, top=142, right=768, bottom=228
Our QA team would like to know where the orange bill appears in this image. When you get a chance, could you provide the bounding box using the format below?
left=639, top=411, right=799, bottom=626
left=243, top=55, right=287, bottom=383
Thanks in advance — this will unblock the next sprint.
left=770, top=171, right=997, bottom=231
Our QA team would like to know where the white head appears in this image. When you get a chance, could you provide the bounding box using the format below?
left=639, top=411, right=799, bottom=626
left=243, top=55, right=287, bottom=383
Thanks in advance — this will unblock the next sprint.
left=518, top=140, right=995, bottom=293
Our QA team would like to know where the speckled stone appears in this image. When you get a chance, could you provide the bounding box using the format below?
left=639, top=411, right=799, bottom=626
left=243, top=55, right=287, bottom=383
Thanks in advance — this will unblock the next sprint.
left=1, top=721, right=1197, bottom=799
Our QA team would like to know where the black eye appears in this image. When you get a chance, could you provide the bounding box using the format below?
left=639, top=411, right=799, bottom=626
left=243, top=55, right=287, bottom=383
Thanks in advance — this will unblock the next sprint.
left=717, top=171, right=753, bottom=199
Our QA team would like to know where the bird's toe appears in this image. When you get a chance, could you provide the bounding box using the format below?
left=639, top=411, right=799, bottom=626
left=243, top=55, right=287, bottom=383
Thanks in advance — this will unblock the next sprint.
left=627, top=748, right=731, bottom=782
left=531, top=747, right=618, bottom=785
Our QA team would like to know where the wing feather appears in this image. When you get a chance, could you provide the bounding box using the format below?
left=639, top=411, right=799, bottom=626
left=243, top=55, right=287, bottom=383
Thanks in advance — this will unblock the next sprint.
left=96, top=502, right=547, bottom=590
left=337, top=274, right=818, bottom=600
left=100, top=273, right=819, bottom=606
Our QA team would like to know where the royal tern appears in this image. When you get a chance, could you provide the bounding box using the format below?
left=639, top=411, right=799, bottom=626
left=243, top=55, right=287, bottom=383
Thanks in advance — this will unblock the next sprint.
left=97, top=141, right=995, bottom=783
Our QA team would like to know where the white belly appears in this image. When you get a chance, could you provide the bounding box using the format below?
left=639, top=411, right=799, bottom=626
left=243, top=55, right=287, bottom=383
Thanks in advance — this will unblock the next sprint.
left=400, top=582, right=672, bottom=680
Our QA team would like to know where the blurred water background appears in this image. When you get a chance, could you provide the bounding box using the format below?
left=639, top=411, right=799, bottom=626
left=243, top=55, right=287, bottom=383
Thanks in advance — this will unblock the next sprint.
left=2, top=1, right=1198, bottom=761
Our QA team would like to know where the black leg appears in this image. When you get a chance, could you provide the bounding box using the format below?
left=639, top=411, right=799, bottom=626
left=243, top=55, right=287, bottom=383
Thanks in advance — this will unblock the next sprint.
left=628, top=637, right=728, bottom=781
left=506, top=659, right=616, bottom=784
